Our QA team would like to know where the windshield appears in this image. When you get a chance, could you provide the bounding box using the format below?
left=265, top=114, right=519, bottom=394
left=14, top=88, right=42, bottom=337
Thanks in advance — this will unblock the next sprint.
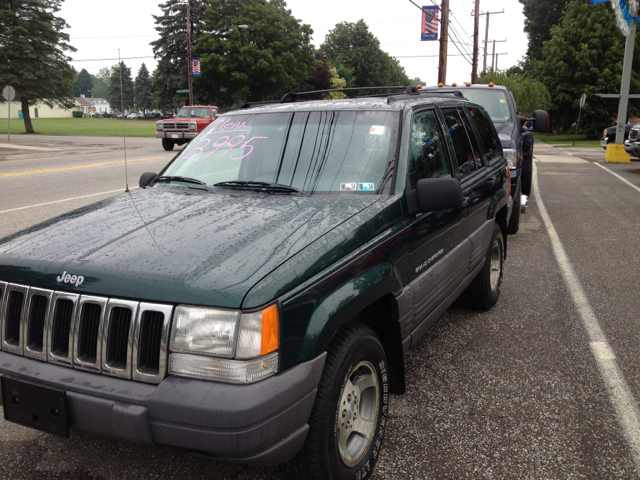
left=177, top=107, right=211, bottom=118
left=460, top=90, right=512, bottom=122
left=160, top=110, right=400, bottom=195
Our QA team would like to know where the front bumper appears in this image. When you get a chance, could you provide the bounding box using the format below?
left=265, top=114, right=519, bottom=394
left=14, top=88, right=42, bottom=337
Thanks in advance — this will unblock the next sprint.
left=624, top=140, right=640, bottom=157
left=156, top=131, right=198, bottom=140
left=0, top=351, right=325, bottom=466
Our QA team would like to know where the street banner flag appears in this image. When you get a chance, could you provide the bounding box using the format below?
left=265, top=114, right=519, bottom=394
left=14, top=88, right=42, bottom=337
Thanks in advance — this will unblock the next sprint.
left=421, top=6, right=439, bottom=41
left=191, top=58, right=201, bottom=77
left=590, top=0, right=609, bottom=3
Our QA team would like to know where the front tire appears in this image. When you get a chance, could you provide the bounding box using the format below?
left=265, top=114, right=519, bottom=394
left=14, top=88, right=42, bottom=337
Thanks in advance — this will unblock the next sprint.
left=461, top=223, right=504, bottom=310
left=284, top=324, right=389, bottom=480
left=506, top=189, right=521, bottom=235
left=161, top=138, right=174, bottom=151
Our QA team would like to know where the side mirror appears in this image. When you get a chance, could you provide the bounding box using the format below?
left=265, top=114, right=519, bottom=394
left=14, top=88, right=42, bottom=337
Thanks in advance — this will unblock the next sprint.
left=416, top=178, right=464, bottom=213
left=533, top=110, right=549, bottom=133
left=139, top=172, right=157, bottom=189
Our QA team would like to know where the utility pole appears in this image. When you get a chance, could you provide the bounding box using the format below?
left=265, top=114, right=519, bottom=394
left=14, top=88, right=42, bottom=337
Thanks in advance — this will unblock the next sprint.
left=479, top=10, right=504, bottom=73
left=438, top=0, right=449, bottom=84
left=490, top=39, right=507, bottom=72
left=187, top=0, right=193, bottom=106
left=494, top=52, right=508, bottom=71
left=471, top=0, right=480, bottom=83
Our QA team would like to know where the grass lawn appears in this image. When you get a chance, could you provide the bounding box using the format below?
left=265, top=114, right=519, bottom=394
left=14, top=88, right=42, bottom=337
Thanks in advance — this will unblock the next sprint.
left=533, top=132, right=602, bottom=148
left=0, top=117, right=156, bottom=137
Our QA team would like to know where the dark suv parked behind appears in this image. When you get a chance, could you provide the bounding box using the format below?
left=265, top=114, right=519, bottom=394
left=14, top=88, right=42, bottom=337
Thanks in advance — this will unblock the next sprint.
left=0, top=85, right=511, bottom=479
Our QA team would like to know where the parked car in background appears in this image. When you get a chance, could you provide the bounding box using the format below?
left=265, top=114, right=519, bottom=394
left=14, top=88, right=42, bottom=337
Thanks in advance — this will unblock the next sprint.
left=155, top=105, right=221, bottom=151
left=102, top=112, right=114, bottom=118
left=126, top=113, right=138, bottom=120
left=623, top=124, right=640, bottom=158
left=115, top=113, right=123, bottom=119
left=601, top=123, right=635, bottom=149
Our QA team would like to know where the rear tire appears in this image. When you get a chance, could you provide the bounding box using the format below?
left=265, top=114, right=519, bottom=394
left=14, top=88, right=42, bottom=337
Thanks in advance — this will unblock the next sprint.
left=282, top=323, right=389, bottom=480
left=461, top=223, right=504, bottom=310
left=162, top=139, right=174, bottom=151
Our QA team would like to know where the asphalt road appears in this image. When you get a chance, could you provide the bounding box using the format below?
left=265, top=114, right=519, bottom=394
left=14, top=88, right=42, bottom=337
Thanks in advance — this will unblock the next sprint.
left=1, top=136, right=640, bottom=479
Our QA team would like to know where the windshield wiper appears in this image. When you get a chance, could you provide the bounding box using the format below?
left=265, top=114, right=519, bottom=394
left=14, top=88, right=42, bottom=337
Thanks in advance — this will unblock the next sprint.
left=154, top=176, right=212, bottom=192
left=213, top=180, right=311, bottom=197
left=155, top=175, right=207, bottom=186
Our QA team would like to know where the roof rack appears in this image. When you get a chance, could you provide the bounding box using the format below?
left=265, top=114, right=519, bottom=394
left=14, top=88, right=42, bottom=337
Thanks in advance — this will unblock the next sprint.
left=240, top=85, right=467, bottom=109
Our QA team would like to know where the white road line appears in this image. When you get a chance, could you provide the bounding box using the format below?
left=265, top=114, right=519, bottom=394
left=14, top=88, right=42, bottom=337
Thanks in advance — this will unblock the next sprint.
left=594, top=162, right=640, bottom=194
left=533, top=162, right=640, bottom=468
left=0, top=188, right=137, bottom=214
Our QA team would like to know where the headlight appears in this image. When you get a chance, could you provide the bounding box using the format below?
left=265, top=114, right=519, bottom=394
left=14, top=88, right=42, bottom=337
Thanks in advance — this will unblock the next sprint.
left=168, top=304, right=280, bottom=383
left=189, top=122, right=197, bottom=132
left=170, top=306, right=240, bottom=358
left=503, top=148, right=518, bottom=168
left=156, top=123, right=164, bottom=130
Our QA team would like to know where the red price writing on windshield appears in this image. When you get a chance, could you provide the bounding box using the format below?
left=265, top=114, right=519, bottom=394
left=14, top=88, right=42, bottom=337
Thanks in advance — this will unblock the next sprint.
left=185, top=134, right=268, bottom=163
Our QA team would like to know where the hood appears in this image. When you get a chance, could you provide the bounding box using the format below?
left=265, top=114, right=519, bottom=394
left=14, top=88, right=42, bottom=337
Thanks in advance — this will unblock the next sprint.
left=0, top=188, right=380, bottom=309
left=495, top=121, right=517, bottom=149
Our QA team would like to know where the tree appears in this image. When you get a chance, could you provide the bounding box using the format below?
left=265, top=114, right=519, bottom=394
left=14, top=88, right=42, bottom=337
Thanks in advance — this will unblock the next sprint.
left=108, top=62, right=135, bottom=111
left=0, top=0, right=76, bottom=133
left=91, top=67, right=111, bottom=99
left=151, top=0, right=208, bottom=110
left=134, top=63, right=155, bottom=113
left=195, top=0, right=317, bottom=105
left=519, top=0, right=571, bottom=66
left=321, top=20, right=410, bottom=90
left=477, top=70, right=551, bottom=114
left=537, top=0, right=640, bottom=136
left=74, top=68, right=93, bottom=97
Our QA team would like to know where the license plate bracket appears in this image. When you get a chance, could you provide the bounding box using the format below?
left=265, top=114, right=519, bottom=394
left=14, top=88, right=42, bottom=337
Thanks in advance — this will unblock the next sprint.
left=1, top=376, right=69, bottom=437
left=171, top=134, right=181, bottom=139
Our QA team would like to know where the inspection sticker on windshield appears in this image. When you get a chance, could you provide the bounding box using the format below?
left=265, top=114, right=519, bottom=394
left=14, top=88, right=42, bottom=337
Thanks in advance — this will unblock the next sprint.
left=369, top=126, right=386, bottom=135
left=358, top=182, right=375, bottom=191
left=499, top=99, right=506, bottom=103
left=340, top=182, right=358, bottom=191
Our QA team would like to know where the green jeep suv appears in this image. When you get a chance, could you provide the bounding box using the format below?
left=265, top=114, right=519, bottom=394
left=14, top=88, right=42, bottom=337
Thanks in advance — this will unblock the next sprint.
left=0, top=86, right=510, bottom=479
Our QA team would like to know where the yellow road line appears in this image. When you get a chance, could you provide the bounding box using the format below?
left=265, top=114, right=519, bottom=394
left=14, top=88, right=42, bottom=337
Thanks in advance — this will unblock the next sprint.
left=0, top=156, right=171, bottom=178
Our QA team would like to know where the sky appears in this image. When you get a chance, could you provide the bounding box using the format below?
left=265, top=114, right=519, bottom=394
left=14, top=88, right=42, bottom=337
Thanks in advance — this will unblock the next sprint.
left=60, top=0, right=528, bottom=87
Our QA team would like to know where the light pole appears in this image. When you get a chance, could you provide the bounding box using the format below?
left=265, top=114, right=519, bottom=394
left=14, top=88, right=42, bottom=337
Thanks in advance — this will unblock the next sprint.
left=187, top=15, right=248, bottom=105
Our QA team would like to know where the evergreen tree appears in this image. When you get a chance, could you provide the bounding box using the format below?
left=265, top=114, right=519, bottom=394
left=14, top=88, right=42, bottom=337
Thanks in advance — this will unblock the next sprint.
left=0, top=0, right=76, bottom=133
left=195, top=0, right=317, bottom=105
left=321, top=20, right=410, bottom=90
left=75, top=68, right=93, bottom=97
left=519, top=0, right=571, bottom=65
left=537, top=0, right=640, bottom=136
left=151, top=0, right=208, bottom=110
left=108, top=62, right=135, bottom=112
left=134, top=63, right=155, bottom=113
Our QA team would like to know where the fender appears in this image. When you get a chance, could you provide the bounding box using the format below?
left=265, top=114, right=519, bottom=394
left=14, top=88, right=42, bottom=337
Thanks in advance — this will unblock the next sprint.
left=277, top=228, right=406, bottom=370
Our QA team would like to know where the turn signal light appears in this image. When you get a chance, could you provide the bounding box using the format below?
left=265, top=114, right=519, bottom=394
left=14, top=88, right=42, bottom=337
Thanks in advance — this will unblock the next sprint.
left=452, top=82, right=457, bottom=87
left=438, top=83, right=443, bottom=87
left=466, top=82, right=471, bottom=86
left=489, top=82, right=495, bottom=87
left=260, top=304, right=279, bottom=356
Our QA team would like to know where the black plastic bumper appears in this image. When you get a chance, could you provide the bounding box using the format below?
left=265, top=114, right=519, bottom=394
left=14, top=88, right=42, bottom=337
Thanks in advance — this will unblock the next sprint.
left=0, top=351, right=326, bottom=465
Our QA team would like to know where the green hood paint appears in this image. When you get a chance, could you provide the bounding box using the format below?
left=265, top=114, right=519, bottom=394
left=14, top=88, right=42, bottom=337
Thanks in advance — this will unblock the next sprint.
left=0, top=188, right=381, bottom=308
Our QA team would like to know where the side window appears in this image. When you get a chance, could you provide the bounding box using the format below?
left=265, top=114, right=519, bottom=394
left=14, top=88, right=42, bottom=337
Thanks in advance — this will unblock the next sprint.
left=441, top=108, right=480, bottom=178
left=409, top=110, right=452, bottom=189
left=467, top=106, right=503, bottom=164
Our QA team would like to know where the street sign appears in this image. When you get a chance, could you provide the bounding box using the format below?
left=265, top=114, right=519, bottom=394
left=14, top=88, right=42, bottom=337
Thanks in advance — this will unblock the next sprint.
left=2, top=85, right=15, bottom=102
left=573, top=94, right=588, bottom=147
left=580, top=93, right=587, bottom=109
left=176, top=89, right=189, bottom=93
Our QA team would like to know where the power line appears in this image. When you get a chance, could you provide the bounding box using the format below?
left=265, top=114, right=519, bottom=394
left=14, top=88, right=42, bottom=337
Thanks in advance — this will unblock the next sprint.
left=69, top=56, right=155, bottom=62
left=71, top=34, right=157, bottom=40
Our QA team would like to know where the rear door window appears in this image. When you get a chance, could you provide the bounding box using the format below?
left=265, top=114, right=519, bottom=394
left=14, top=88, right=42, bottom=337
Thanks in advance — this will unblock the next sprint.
left=467, top=106, right=503, bottom=164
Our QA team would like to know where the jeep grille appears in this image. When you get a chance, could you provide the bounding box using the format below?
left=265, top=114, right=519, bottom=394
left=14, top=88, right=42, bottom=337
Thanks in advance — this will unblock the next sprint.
left=0, top=281, right=173, bottom=384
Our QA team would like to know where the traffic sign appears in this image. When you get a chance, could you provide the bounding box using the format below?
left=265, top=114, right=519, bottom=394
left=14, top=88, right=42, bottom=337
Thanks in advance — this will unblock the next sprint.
left=176, top=89, right=189, bottom=93
left=2, top=85, right=15, bottom=102
left=580, top=93, right=587, bottom=109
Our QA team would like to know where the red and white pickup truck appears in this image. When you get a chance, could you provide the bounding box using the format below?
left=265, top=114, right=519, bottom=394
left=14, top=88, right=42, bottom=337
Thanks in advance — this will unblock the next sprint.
left=156, top=105, right=221, bottom=151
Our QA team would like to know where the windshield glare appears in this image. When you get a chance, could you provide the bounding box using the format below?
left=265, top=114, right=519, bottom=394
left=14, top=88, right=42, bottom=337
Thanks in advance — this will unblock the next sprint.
left=160, top=110, right=400, bottom=195
left=177, top=107, right=211, bottom=118
left=460, top=90, right=511, bottom=122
